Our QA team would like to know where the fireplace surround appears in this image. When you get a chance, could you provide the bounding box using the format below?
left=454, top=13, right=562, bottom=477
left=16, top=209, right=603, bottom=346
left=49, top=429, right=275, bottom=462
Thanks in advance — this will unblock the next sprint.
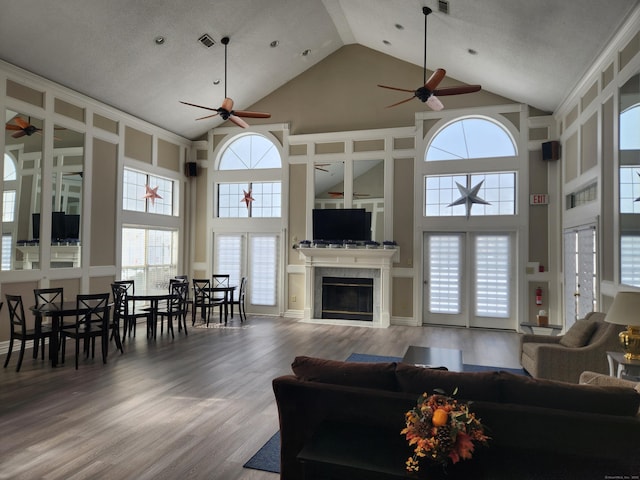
left=298, top=246, right=399, bottom=327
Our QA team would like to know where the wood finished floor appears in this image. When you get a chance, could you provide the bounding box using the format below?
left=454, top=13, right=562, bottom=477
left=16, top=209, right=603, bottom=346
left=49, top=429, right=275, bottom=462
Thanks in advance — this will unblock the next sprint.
left=0, top=316, right=521, bottom=480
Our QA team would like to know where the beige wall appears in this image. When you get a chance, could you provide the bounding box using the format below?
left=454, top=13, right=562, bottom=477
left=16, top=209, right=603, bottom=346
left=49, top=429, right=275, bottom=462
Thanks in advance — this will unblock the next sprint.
left=246, top=45, right=513, bottom=134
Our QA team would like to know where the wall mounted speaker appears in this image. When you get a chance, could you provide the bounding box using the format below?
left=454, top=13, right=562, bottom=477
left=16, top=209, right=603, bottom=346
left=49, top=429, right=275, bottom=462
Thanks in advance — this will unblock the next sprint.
left=542, top=141, right=560, bottom=161
left=185, top=162, right=198, bottom=177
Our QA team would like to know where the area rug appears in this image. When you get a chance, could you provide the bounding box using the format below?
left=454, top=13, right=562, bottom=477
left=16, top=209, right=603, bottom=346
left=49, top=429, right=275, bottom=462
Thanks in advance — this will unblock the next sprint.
left=242, top=353, right=526, bottom=474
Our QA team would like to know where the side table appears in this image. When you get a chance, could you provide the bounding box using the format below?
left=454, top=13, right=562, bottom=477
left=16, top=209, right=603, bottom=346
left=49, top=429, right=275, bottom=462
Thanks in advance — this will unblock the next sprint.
left=519, top=322, right=562, bottom=336
left=606, top=351, right=640, bottom=379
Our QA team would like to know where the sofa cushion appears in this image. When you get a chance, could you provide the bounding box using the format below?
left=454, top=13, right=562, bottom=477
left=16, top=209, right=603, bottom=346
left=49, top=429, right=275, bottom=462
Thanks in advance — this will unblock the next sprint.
left=291, top=356, right=399, bottom=391
left=559, top=319, right=597, bottom=347
left=499, top=371, right=640, bottom=416
left=395, top=363, right=502, bottom=401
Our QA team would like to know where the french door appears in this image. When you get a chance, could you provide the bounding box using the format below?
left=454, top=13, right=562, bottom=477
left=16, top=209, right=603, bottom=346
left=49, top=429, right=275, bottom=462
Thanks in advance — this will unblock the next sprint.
left=563, top=224, right=597, bottom=328
left=423, top=232, right=515, bottom=329
left=214, top=232, right=280, bottom=316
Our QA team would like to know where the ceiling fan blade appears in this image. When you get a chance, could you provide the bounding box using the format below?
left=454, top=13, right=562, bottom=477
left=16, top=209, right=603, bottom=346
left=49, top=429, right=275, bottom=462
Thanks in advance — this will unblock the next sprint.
left=179, top=101, right=219, bottom=113
left=434, top=85, right=482, bottom=96
left=426, top=95, right=444, bottom=111
left=229, top=115, right=250, bottom=129
left=377, top=84, right=415, bottom=93
left=11, top=130, right=27, bottom=139
left=425, top=68, right=446, bottom=91
left=221, top=97, right=235, bottom=112
left=5, top=124, right=22, bottom=131
left=195, top=113, right=220, bottom=121
left=13, top=117, right=30, bottom=129
left=385, top=96, right=417, bottom=108
left=233, top=110, right=271, bottom=119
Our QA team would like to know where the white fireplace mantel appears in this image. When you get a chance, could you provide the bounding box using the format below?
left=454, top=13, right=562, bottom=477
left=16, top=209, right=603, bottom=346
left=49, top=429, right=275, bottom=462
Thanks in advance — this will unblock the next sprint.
left=297, top=247, right=399, bottom=327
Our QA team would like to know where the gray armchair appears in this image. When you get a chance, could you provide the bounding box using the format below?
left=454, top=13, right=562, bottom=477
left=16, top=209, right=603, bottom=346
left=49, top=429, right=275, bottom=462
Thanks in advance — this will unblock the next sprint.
left=520, top=312, right=625, bottom=384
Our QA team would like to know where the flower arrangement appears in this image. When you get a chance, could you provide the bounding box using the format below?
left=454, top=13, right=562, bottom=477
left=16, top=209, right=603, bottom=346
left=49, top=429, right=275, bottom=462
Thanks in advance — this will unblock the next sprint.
left=401, top=390, right=489, bottom=472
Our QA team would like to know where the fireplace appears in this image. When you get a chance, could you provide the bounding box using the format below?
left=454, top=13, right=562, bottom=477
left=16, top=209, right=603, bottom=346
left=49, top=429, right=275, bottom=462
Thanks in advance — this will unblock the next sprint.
left=321, top=276, right=374, bottom=321
left=298, top=246, right=399, bottom=327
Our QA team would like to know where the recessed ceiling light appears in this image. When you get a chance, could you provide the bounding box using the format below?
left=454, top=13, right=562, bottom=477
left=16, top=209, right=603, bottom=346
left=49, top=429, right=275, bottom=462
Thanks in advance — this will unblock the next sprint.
left=468, top=48, right=478, bottom=55
left=302, top=49, right=311, bottom=56
left=213, top=79, right=221, bottom=85
left=155, top=36, right=166, bottom=45
left=270, top=40, right=279, bottom=48
left=383, top=40, right=392, bottom=46
left=395, top=24, right=404, bottom=30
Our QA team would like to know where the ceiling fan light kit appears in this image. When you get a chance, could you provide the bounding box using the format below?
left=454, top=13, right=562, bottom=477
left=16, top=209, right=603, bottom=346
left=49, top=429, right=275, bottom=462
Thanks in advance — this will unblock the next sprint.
left=377, top=6, right=481, bottom=111
left=180, top=36, right=271, bottom=128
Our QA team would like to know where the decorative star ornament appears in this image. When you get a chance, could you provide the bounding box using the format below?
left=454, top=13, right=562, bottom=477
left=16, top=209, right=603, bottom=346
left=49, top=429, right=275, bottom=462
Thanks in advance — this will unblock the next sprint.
left=241, top=189, right=255, bottom=209
left=447, top=180, right=491, bottom=219
left=143, top=185, right=162, bottom=205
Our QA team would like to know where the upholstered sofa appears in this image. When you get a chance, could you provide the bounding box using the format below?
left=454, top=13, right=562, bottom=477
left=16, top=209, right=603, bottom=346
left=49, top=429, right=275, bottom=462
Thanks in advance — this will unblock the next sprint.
left=520, top=312, right=624, bottom=383
left=272, top=356, right=640, bottom=480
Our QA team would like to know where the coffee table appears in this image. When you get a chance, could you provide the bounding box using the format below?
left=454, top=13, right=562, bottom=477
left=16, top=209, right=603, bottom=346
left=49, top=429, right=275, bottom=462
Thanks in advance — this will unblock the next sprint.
left=401, top=346, right=463, bottom=372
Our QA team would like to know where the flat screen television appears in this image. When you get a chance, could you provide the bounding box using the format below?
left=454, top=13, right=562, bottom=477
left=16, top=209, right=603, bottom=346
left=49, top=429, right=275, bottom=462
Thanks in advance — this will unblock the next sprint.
left=51, top=212, right=66, bottom=241
left=312, top=208, right=371, bottom=242
left=64, top=214, right=80, bottom=240
left=32, top=213, right=40, bottom=240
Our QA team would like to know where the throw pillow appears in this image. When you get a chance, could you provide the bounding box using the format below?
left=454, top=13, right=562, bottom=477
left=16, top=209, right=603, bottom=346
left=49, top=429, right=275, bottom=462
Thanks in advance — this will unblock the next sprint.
left=559, top=319, right=597, bottom=347
left=499, top=372, right=640, bottom=416
left=395, top=363, right=502, bottom=401
left=291, top=356, right=399, bottom=391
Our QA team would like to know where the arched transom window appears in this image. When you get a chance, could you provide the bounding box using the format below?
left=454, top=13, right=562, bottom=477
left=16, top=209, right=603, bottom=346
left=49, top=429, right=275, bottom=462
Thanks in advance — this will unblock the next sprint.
left=426, top=117, right=516, bottom=161
left=425, top=117, right=517, bottom=217
left=217, top=134, right=282, bottom=218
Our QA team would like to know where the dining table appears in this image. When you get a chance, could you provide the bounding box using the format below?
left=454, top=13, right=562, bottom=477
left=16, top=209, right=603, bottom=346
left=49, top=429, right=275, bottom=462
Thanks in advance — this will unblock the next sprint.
left=30, top=299, right=112, bottom=367
left=129, top=292, right=176, bottom=339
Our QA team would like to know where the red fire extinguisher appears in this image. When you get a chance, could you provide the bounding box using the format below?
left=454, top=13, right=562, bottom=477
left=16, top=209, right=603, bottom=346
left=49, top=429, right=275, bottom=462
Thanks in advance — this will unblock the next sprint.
left=535, top=286, right=543, bottom=306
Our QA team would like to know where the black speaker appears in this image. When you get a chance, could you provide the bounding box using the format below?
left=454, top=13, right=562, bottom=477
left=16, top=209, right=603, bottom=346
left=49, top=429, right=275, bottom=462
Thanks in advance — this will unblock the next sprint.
left=542, top=141, right=560, bottom=161
left=185, top=162, right=197, bottom=177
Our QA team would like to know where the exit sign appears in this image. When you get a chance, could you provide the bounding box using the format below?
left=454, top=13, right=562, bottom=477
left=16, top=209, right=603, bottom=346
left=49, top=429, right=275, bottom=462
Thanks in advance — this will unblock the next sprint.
left=530, top=194, right=549, bottom=205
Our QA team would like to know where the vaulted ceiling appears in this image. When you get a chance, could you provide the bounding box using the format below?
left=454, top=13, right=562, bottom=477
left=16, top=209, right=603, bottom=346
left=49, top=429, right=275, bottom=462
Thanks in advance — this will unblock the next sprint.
left=1, top=0, right=638, bottom=140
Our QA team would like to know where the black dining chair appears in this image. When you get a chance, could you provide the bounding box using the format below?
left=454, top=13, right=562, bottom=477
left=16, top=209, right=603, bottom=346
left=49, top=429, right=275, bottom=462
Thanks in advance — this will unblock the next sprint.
left=191, top=279, right=224, bottom=326
left=113, top=280, right=149, bottom=339
left=111, top=280, right=151, bottom=342
left=169, top=277, right=190, bottom=332
left=230, top=276, right=248, bottom=322
left=60, top=292, right=111, bottom=369
left=4, top=294, right=52, bottom=372
left=157, top=281, right=189, bottom=338
left=33, top=287, right=63, bottom=358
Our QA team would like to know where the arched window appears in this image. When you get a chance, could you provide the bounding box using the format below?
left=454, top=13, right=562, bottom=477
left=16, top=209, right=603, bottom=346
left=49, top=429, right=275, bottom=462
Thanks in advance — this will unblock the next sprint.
left=219, top=133, right=281, bottom=170
left=217, top=134, right=282, bottom=218
left=426, top=117, right=516, bottom=161
left=4, top=153, right=17, bottom=180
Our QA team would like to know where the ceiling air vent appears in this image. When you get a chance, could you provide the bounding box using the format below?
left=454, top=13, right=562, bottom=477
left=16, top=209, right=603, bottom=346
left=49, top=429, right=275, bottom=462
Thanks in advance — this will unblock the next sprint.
left=438, top=0, right=449, bottom=14
left=198, top=34, right=216, bottom=48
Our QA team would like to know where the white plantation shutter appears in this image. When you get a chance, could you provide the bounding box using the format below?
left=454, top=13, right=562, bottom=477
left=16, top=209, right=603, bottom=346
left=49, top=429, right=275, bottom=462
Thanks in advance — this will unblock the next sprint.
left=249, top=234, right=278, bottom=306
left=2, top=234, right=12, bottom=270
left=214, top=234, right=243, bottom=288
left=428, top=235, right=461, bottom=314
left=475, top=235, right=510, bottom=318
left=621, top=235, right=640, bottom=287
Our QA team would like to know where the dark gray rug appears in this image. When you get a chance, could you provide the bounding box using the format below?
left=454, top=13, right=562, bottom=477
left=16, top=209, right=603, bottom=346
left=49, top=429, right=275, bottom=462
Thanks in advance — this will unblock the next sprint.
left=242, top=353, right=526, bottom=474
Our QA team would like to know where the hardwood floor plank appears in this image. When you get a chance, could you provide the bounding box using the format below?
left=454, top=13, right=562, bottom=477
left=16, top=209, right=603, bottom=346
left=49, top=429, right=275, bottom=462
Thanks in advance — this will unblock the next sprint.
left=0, top=316, right=521, bottom=479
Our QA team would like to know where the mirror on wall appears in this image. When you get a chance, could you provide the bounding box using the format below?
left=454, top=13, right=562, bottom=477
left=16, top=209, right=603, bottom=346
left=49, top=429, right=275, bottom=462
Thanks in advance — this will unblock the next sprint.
left=50, top=125, right=83, bottom=269
left=314, top=161, right=345, bottom=208
left=3, top=109, right=43, bottom=270
left=312, top=159, right=385, bottom=243
left=619, top=72, right=640, bottom=287
left=353, top=159, right=384, bottom=243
